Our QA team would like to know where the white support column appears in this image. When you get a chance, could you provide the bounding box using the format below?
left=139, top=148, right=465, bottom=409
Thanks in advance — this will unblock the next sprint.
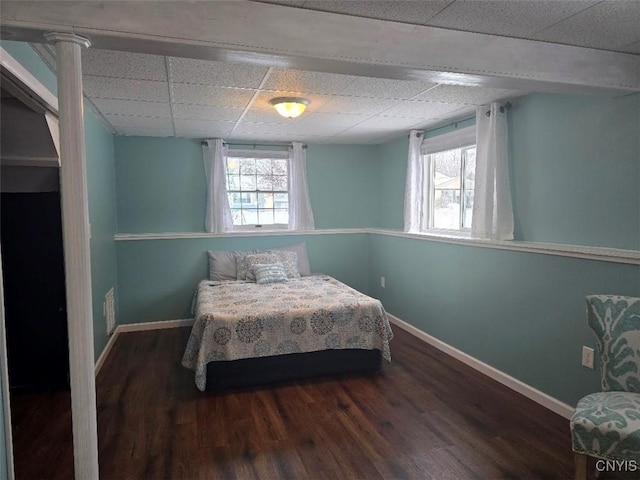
left=43, top=32, right=98, bottom=480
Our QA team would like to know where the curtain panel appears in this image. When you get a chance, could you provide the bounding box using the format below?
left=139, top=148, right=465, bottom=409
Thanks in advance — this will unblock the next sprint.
left=472, top=103, right=514, bottom=240
left=403, top=130, right=424, bottom=232
left=288, top=142, right=315, bottom=231
left=203, top=139, right=233, bottom=233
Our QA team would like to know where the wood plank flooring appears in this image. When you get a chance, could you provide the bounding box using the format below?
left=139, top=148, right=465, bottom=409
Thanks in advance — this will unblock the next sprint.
left=12, top=325, right=590, bottom=479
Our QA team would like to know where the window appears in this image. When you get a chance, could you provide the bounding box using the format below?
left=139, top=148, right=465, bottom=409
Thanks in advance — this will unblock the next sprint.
left=422, top=144, right=476, bottom=232
left=225, top=154, right=289, bottom=228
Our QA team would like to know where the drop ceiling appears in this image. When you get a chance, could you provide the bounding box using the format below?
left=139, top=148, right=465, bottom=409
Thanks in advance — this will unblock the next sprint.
left=29, top=0, right=639, bottom=144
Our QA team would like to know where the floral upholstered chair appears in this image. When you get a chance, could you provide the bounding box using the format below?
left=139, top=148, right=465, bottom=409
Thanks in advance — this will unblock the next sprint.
left=570, top=295, right=640, bottom=480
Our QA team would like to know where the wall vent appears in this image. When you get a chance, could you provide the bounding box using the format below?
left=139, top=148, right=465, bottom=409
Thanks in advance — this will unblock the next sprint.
left=104, top=288, right=115, bottom=335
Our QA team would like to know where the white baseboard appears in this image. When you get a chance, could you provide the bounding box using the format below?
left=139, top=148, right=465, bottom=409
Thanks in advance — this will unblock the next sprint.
left=94, top=329, right=119, bottom=376
left=117, top=318, right=195, bottom=332
left=94, top=319, right=195, bottom=376
left=387, top=314, right=574, bottom=419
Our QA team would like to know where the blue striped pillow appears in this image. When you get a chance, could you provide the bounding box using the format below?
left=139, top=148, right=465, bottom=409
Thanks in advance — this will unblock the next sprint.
left=251, top=262, right=288, bottom=285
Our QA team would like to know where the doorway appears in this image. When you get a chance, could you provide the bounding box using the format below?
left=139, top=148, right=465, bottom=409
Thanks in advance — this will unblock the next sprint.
left=0, top=80, right=73, bottom=477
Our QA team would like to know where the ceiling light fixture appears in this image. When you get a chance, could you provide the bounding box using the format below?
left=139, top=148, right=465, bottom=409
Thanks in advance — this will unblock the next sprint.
left=269, top=97, right=310, bottom=119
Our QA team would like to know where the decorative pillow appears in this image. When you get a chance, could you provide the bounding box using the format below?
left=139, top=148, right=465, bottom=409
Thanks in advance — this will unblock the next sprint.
left=266, top=250, right=300, bottom=278
left=252, top=263, right=288, bottom=285
left=270, top=242, right=311, bottom=276
left=240, top=253, right=279, bottom=281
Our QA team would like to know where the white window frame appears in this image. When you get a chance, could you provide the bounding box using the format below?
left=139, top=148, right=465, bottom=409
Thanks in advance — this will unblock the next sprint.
left=420, top=125, right=476, bottom=236
left=225, top=149, right=290, bottom=231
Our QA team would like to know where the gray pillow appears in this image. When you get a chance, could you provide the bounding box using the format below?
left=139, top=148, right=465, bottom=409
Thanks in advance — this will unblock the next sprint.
left=270, top=242, right=311, bottom=276
left=208, top=249, right=258, bottom=281
left=208, top=243, right=311, bottom=280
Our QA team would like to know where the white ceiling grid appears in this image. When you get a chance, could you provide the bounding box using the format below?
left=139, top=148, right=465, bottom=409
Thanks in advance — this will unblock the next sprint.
left=33, top=0, right=639, bottom=144
left=77, top=47, right=524, bottom=143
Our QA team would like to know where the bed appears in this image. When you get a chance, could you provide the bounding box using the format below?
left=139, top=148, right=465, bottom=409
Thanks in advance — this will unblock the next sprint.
left=181, top=275, right=393, bottom=391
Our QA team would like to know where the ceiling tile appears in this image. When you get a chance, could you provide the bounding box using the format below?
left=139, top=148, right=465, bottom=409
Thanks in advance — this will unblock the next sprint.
left=318, top=96, right=401, bottom=115
left=324, top=133, right=387, bottom=144
left=82, top=48, right=167, bottom=81
left=427, top=0, right=601, bottom=37
left=174, top=130, right=231, bottom=139
left=260, top=0, right=307, bottom=6
left=531, top=0, right=640, bottom=51
left=172, top=84, right=255, bottom=107
left=413, top=85, right=522, bottom=105
left=234, top=121, right=345, bottom=137
left=241, top=108, right=298, bottom=124
left=174, top=119, right=236, bottom=132
left=296, top=112, right=371, bottom=128
left=114, top=126, right=175, bottom=137
left=229, top=132, right=329, bottom=143
left=339, top=77, right=438, bottom=99
left=381, top=100, right=465, bottom=119
left=92, top=98, right=171, bottom=118
left=376, top=1, right=454, bottom=24
left=351, top=116, right=425, bottom=130
left=619, top=40, right=640, bottom=55
left=263, top=0, right=454, bottom=25
left=169, top=57, right=269, bottom=88
left=173, top=104, right=245, bottom=122
left=262, top=69, right=359, bottom=95
left=300, top=1, right=392, bottom=19
left=232, top=122, right=293, bottom=136
left=84, top=76, right=170, bottom=102
left=105, top=114, right=173, bottom=129
left=174, top=119, right=235, bottom=136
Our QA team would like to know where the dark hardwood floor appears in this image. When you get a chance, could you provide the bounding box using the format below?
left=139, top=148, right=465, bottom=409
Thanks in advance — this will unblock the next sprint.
left=13, top=325, right=588, bottom=479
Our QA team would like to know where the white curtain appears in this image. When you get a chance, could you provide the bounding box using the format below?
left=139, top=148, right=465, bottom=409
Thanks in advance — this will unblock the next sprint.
left=203, top=139, right=233, bottom=233
left=403, top=130, right=424, bottom=232
left=288, top=142, right=315, bottom=230
left=472, top=103, right=514, bottom=240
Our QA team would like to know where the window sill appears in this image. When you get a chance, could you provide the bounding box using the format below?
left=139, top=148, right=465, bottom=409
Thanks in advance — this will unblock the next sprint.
left=419, top=229, right=472, bottom=240
left=113, top=229, right=640, bottom=266
left=372, top=229, right=640, bottom=265
left=230, top=226, right=289, bottom=233
left=114, top=228, right=367, bottom=241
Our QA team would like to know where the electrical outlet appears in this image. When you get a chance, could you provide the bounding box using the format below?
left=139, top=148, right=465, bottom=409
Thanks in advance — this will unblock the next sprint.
left=380, top=276, right=385, bottom=288
left=582, top=346, right=595, bottom=369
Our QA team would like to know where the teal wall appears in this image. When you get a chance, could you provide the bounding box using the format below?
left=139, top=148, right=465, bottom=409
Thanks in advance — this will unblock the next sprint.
left=372, top=92, right=640, bottom=405
left=376, top=136, right=407, bottom=230
left=368, top=235, right=639, bottom=406
left=1, top=41, right=119, bottom=362
left=114, top=137, right=380, bottom=233
left=510, top=93, right=640, bottom=249
left=1, top=41, right=57, bottom=95
left=376, top=94, right=640, bottom=248
left=306, top=144, right=379, bottom=228
left=116, top=234, right=370, bottom=324
left=85, top=111, right=118, bottom=361
left=115, top=137, right=205, bottom=233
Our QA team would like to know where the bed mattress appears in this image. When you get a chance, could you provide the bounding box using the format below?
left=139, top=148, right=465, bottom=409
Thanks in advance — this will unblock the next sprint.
left=182, top=275, right=393, bottom=391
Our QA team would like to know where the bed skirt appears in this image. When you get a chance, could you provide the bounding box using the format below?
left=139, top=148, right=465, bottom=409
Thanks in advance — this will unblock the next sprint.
left=205, top=348, right=382, bottom=392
